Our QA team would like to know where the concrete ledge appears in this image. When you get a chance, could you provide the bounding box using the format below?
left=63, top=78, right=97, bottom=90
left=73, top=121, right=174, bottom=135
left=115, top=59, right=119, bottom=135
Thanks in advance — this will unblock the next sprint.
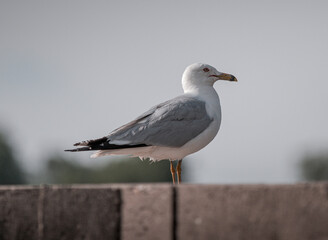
left=0, top=183, right=327, bottom=240
left=0, top=187, right=39, bottom=240
left=121, top=184, right=173, bottom=240
left=42, top=186, right=120, bottom=240
left=177, top=183, right=328, bottom=240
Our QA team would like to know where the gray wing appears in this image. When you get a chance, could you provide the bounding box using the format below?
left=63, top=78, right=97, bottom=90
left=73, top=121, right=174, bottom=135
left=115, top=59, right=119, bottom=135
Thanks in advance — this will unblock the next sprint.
left=107, top=95, right=213, bottom=147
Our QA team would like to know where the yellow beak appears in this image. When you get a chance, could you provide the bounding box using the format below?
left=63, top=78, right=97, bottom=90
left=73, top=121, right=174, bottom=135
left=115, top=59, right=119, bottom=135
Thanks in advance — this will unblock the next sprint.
left=211, top=73, right=238, bottom=82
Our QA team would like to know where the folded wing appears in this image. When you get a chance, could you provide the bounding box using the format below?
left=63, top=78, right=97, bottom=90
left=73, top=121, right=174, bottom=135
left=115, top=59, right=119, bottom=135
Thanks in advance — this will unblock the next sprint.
left=66, top=95, right=213, bottom=152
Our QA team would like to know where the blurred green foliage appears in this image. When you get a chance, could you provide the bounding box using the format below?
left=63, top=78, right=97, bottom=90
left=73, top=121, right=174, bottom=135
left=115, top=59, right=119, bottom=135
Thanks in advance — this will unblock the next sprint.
left=300, top=153, right=328, bottom=181
left=43, top=156, right=173, bottom=184
left=0, top=132, right=26, bottom=184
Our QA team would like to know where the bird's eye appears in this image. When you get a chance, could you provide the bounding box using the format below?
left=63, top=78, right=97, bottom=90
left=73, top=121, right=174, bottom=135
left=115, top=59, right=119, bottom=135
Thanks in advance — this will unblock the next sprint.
left=203, top=68, right=210, bottom=72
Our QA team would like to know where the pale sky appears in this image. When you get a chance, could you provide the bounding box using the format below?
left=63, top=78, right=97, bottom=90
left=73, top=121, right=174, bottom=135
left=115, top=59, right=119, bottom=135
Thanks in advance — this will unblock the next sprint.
left=1, top=1, right=328, bottom=183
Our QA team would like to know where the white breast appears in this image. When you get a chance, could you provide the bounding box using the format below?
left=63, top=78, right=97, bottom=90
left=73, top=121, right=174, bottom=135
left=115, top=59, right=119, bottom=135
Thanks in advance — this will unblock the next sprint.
left=136, top=87, right=222, bottom=161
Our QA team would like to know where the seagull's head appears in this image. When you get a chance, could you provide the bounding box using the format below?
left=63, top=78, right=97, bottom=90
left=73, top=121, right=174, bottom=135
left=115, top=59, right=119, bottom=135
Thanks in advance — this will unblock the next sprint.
left=182, top=63, right=237, bottom=92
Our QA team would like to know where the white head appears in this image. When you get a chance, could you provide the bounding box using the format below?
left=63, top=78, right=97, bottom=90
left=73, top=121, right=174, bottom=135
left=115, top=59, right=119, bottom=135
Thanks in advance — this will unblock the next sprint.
left=182, top=63, right=237, bottom=93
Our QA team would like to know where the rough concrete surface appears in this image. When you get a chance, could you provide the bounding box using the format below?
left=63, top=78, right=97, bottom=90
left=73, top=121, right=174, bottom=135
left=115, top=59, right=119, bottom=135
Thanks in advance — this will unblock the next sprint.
left=177, top=183, right=328, bottom=240
left=42, top=186, right=120, bottom=240
left=121, top=184, right=173, bottom=240
left=0, top=186, right=39, bottom=240
left=0, top=183, right=328, bottom=240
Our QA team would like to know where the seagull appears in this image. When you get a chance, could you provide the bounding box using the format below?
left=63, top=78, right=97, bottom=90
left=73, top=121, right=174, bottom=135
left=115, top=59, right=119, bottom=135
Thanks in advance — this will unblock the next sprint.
left=65, top=63, right=237, bottom=184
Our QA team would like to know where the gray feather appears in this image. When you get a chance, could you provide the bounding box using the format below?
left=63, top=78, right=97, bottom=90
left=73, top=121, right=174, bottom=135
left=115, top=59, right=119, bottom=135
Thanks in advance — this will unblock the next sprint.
left=107, top=96, right=213, bottom=147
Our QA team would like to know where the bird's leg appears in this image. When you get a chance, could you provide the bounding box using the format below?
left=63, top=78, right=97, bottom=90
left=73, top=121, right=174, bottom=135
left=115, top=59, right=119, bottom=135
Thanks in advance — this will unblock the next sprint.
left=177, top=159, right=182, bottom=184
left=170, top=161, right=176, bottom=184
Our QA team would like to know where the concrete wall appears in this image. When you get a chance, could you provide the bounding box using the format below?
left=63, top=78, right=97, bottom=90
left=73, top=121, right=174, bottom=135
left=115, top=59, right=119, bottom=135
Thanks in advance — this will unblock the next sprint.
left=0, top=183, right=327, bottom=240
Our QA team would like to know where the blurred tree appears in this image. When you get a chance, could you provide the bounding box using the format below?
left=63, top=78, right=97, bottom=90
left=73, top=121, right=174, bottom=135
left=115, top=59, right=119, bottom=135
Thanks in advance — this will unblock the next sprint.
left=43, top=155, right=179, bottom=184
left=300, top=153, right=328, bottom=181
left=0, top=132, right=25, bottom=184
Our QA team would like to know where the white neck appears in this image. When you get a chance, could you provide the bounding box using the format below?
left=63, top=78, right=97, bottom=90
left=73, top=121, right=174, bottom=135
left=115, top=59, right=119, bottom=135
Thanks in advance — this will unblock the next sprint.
left=182, top=77, right=214, bottom=93
left=183, top=83, right=221, bottom=121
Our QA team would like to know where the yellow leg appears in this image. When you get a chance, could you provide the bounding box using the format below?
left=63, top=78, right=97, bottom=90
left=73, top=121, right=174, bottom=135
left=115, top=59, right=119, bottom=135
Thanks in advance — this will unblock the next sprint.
left=170, top=161, right=176, bottom=184
left=177, top=159, right=182, bottom=184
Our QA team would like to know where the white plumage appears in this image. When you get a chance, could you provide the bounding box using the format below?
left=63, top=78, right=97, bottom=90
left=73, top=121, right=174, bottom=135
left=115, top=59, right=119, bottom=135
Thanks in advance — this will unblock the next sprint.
left=66, top=63, right=237, bottom=183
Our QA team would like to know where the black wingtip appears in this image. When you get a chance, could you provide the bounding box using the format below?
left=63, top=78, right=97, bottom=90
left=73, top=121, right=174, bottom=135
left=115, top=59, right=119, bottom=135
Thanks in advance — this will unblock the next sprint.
left=73, top=137, right=108, bottom=147
left=73, top=141, right=84, bottom=146
left=64, top=149, right=75, bottom=152
left=66, top=136, right=149, bottom=153
left=64, top=149, right=79, bottom=152
left=64, top=146, right=91, bottom=152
